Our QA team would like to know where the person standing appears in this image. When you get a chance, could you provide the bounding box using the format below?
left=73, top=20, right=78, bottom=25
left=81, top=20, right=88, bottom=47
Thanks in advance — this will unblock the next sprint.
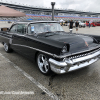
left=75, top=21, right=79, bottom=31
left=69, top=20, right=73, bottom=33
left=89, top=21, right=91, bottom=28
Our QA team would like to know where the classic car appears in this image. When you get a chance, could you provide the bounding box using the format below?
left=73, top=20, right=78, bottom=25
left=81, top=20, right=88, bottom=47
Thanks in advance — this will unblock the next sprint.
left=0, top=21, right=100, bottom=75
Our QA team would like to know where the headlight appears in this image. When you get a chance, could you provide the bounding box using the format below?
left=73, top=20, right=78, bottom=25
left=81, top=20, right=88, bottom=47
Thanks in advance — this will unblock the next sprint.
left=61, top=46, right=67, bottom=53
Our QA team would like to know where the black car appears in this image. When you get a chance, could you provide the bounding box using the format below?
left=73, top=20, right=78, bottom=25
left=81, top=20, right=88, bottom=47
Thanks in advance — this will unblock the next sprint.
left=0, top=21, right=100, bottom=75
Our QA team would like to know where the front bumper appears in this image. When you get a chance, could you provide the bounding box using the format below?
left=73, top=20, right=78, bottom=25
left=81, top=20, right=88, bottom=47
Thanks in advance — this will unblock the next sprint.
left=49, top=50, right=100, bottom=74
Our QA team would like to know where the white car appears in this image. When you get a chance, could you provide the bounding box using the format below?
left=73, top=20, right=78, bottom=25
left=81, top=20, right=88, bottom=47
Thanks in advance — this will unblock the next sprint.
left=78, top=21, right=86, bottom=28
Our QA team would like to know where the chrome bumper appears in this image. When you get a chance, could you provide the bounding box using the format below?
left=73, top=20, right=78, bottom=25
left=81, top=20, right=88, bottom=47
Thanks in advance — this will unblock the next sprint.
left=49, top=50, right=100, bottom=74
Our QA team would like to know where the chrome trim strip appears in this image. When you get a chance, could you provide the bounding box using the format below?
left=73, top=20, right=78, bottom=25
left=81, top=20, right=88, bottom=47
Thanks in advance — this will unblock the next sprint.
left=0, top=35, right=10, bottom=39
left=12, top=44, right=54, bottom=57
left=13, top=34, right=26, bottom=37
left=11, top=43, right=100, bottom=59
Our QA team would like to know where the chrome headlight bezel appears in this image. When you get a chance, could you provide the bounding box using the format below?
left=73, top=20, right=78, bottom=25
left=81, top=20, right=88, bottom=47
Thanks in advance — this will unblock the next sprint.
left=61, top=46, right=67, bottom=53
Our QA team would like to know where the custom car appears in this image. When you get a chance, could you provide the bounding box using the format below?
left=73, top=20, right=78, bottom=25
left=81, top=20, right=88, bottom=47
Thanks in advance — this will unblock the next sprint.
left=0, top=21, right=100, bottom=75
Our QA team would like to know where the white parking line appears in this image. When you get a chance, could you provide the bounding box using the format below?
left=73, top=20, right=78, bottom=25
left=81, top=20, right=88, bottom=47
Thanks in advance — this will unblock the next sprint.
left=0, top=53, right=59, bottom=100
left=0, top=91, right=34, bottom=95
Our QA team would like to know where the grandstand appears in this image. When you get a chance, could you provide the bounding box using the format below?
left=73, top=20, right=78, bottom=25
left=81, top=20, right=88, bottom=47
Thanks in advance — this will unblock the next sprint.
left=0, top=1, right=100, bottom=22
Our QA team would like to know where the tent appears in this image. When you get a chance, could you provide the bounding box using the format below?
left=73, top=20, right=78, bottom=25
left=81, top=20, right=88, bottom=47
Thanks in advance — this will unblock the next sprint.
left=0, top=5, right=26, bottom=17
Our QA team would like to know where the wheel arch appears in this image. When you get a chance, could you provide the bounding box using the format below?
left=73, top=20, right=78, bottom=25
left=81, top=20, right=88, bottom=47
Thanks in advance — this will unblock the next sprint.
left=35, top=51, right=39, bottom=62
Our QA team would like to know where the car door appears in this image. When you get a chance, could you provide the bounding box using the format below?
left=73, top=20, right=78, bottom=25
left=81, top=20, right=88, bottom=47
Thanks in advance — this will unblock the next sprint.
left=11, top=24, right=28, bottom=54
left=9, top=23, right=37, bottom=59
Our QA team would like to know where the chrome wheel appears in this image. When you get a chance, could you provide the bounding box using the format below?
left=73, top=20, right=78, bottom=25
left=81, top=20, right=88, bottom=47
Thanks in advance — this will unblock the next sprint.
left=37, top=53, right=50, bottom=74
left=4, top=43, right=9, bottom=52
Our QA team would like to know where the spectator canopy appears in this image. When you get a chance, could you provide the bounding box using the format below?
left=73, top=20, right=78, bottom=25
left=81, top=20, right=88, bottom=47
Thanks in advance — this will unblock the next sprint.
left=0, top=5, right=26, bottom=17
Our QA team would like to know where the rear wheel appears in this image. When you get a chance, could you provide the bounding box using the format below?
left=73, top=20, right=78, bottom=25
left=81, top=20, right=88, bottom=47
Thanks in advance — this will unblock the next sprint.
left=37, top=53, right=52, bottom=75
left=4, top=43, right=11, bottom=53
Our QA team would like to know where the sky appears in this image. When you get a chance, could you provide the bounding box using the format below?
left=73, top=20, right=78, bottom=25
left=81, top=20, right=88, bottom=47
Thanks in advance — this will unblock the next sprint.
left=1, top=0, right=100, bottom=13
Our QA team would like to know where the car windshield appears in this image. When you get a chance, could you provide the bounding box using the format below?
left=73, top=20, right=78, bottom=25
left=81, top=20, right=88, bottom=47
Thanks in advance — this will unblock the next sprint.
left=28, top=22, right=64, bottom=35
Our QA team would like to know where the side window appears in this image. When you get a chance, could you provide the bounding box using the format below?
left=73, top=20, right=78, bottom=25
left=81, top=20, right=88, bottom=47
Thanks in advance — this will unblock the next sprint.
left=10, top=25, right=17, bottom=33
left=17, top=24, right=26, bottom=35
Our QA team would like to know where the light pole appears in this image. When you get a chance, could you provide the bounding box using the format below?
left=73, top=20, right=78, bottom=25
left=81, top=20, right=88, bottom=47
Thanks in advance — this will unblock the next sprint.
left=51, top=2, right=55, bottom=21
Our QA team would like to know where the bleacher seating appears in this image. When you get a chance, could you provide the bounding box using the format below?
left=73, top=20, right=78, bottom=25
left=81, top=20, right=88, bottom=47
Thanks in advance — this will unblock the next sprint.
left=0, top=14, right=100, bottom=22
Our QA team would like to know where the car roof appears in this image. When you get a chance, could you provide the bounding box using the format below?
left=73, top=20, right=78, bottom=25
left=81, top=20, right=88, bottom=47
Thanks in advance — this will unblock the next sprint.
left=14, top=21, right=58, bottom=24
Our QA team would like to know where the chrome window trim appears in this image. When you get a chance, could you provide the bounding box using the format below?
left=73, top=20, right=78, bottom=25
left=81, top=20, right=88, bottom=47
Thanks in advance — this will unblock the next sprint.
left=0, top=35, right=10, bottom=39
left=11, top=44, right=54, bottom=57
left=13, top=33, right=26, bottom=37
left=9, top=23, right=27, bottom=35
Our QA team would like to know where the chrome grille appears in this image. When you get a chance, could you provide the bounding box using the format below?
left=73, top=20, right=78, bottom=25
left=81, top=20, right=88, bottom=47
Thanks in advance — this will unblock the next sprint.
left=68, top=48, right=100, bottom=60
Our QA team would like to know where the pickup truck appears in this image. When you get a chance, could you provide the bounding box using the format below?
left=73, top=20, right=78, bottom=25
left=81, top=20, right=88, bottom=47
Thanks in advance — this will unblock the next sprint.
left=0, top=21, right=100, bottom=75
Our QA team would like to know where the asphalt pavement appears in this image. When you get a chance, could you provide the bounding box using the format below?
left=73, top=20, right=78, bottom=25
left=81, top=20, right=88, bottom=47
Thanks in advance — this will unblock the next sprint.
left=0, top=25, right=100, bottom=100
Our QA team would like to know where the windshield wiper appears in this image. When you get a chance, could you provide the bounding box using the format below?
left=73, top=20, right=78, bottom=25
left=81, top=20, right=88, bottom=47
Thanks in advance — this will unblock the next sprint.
left=54, top=31, right=64, bottom=32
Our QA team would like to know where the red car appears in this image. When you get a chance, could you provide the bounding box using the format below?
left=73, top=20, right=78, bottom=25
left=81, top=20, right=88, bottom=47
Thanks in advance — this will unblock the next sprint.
left=94, top=22, right=100, bottom=26
left=86, top=21, right=96, bottom=27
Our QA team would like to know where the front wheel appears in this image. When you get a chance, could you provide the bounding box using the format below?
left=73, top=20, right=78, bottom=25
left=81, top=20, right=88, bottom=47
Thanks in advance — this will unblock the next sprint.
left=37, top=53, right=52, bottom=75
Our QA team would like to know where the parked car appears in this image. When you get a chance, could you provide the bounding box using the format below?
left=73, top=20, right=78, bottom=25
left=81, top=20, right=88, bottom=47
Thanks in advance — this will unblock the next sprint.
left=0, top=21, right=100, bottom=75
left=78, top=21, right=86, bottom=28
left=86, top=21, right=96, bottom=27
left=90, top=22, right=96, bottom=27
left=94, top=22, right=100, bottom=26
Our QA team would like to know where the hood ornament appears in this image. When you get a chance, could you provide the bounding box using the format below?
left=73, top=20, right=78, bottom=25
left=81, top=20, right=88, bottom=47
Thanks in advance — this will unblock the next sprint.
left=85, top=41, right=88, bottom=47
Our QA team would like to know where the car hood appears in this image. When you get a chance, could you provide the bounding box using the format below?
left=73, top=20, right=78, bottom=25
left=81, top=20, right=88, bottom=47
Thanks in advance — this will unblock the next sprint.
left=45, top=33, right=98, bottom=53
